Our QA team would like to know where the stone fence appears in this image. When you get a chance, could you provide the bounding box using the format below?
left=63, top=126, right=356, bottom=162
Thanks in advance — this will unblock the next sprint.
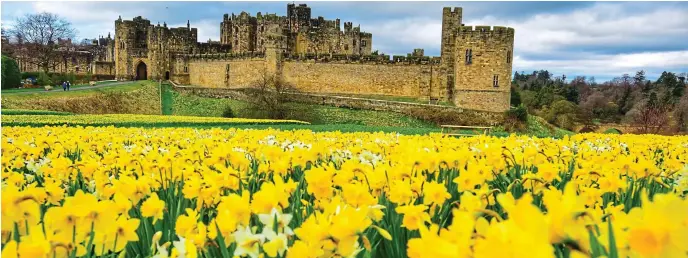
left=169, top=82, right=504, bottom=126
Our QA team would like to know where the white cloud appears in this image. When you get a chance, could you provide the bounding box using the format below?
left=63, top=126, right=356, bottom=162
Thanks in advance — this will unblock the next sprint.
left=514, top=50, right=688, bottom=77
left=169, top=19, right=219, bottom=42
left=28, top=2, right=149, bottom=40
left=466, top=3, right=688, bottom=55
left=364, top=18, right=441, bottom=55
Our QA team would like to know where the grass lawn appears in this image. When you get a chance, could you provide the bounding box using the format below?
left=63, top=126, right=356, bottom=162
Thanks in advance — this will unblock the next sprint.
left=1, top=81, right=116, bottom=94
left=1, top=81, right=146, bottom=100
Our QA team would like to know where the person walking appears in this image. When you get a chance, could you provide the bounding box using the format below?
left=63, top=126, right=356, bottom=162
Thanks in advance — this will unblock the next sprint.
left=67, top=81, right=71, bottom=91
left=62, top=81, right=67, bottom=91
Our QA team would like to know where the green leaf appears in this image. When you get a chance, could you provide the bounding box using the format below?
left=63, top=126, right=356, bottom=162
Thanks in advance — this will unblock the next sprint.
left=214, top=222, right=231, bottom=258
left=607, top=219, right=619, bottom=258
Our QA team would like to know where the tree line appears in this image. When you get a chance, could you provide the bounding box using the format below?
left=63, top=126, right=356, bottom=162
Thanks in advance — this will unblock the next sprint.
left=511, top=70, right=688, bottom=133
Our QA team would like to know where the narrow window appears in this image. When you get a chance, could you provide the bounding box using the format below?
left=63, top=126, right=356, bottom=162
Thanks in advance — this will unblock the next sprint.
left=362, top=40, right=366, bottom=47
left=184, top=66, right=188, bottom=73
left=493, top=75, right=499, bottom=87
left=465, top=49, right=473, bottom=65
left=345, top=45, right=349, bottom=51
left=353, top=39, right=356, bottom=47
left=506, top=51, right=511, bottom=64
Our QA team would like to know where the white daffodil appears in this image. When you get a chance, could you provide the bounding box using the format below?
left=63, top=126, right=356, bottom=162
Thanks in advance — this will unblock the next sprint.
left=257, top=208, right=294, bottom=236
left=172, top=236, right=186, bottom=257
left=233, top=226, right=265, bottom=258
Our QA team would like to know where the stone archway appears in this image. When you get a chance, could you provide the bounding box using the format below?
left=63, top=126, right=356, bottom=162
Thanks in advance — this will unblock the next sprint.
left=136, top=61, right=147, bottom=80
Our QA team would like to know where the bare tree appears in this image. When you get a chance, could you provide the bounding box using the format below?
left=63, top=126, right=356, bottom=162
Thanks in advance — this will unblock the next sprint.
left=633, top=102, right=669, bottom=134
left=246, top=69, right=297, bottom=119
left=9, top=12, right=76, bottom=72
left=675, top=94, right=688, bottom=132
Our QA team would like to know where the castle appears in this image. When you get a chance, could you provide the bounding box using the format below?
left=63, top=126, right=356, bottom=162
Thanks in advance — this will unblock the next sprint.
left=12, top=4, right=515, bottom=112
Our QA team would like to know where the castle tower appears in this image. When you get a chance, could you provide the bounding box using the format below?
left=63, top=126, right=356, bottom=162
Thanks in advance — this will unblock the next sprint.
left=453, top=25, right=515, bottom=112
left=440, top=7, right=462, bottom=101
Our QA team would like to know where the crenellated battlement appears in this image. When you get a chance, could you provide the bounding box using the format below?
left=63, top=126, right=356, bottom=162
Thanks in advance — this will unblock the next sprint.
left=283, top=53, right=441, bottom=65
left=457, top=25, right=515, bottom=36
left=443, top=7, right=462, bottom=15
left=176, top=51, right=266, bottom=61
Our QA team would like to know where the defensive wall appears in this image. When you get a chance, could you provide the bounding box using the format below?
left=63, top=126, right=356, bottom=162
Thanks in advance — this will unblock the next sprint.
left=174, top=50, right=456, bottom=107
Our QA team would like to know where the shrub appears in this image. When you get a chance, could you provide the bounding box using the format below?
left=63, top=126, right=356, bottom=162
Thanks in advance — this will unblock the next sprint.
left=510, top=87, right=522, bottom=106
left=506, top=104, right=528, bottom=122
left=221, top=105, right=235, bottom=118
left=51, top=74, right=62, bottom=86
left=85, top=71, right=93, bottom=83
left=21, top=72, right=40, bottom=80
left=36, top=71, right=52, bottom=86
left=66, top=72, right=77, bottom=84
left=544, top=100, right=579, bottom=130
left=603, top=128, right=621, bottom=134
left=1, top=56, right=22, bottom=89
left=503, top=104, right=528, bottom=132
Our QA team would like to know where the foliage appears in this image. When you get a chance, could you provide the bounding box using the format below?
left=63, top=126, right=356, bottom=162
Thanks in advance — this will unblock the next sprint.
left=543, top=100, right=580, bottom=130
left=66, top=71, right=77, bottom=83
left=21, top=71, right=41, bottom=80
left=603, top=128, right=621, bottom=134
left=510, top=86, right=521, bottom=106
left=512, top=70, right=687, bottom=129
left=246, top=70, right=297, bottom=119
left=84, top=71, right=93, bottom=82
left=1, top=55, right=22, bottom=89
left=503, top=104, right=528, bottom=132
left=50, top=73, right=63, bottom=86
left=221, top=105, right=236, bottom=118
left=35, top=71, right=52, bottom=86
left=2, top=127, right=687, bottom=258
left=632, top=101, right=670, bottom=134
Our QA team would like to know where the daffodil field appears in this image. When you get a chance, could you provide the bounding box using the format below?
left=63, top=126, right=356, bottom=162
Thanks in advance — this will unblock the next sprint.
left=2, top=126, right=688, bottom=258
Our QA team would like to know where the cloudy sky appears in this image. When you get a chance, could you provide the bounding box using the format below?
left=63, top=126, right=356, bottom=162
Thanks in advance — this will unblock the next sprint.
left=2, top=1, right=687, bottom=81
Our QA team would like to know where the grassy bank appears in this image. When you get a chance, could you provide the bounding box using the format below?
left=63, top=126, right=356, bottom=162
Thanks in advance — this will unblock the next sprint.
left=2, top=81, right=161, bottom=114
left=166, top=84, right=435, bottom=128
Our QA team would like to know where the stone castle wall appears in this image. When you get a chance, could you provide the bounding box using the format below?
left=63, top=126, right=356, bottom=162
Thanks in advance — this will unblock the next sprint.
left=453, top=25, right=514, bottom=111
left=187, top=56, right=266, bottom=88
left=281, top=61, right=439, bottom=97
left=94, top=61, right=115, bottom=75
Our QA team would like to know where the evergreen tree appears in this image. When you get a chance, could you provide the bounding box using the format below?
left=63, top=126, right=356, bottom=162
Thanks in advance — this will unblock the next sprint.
left=1, top=55, right=22, bottom=89
left=510, top=86, right=521, bottom=106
